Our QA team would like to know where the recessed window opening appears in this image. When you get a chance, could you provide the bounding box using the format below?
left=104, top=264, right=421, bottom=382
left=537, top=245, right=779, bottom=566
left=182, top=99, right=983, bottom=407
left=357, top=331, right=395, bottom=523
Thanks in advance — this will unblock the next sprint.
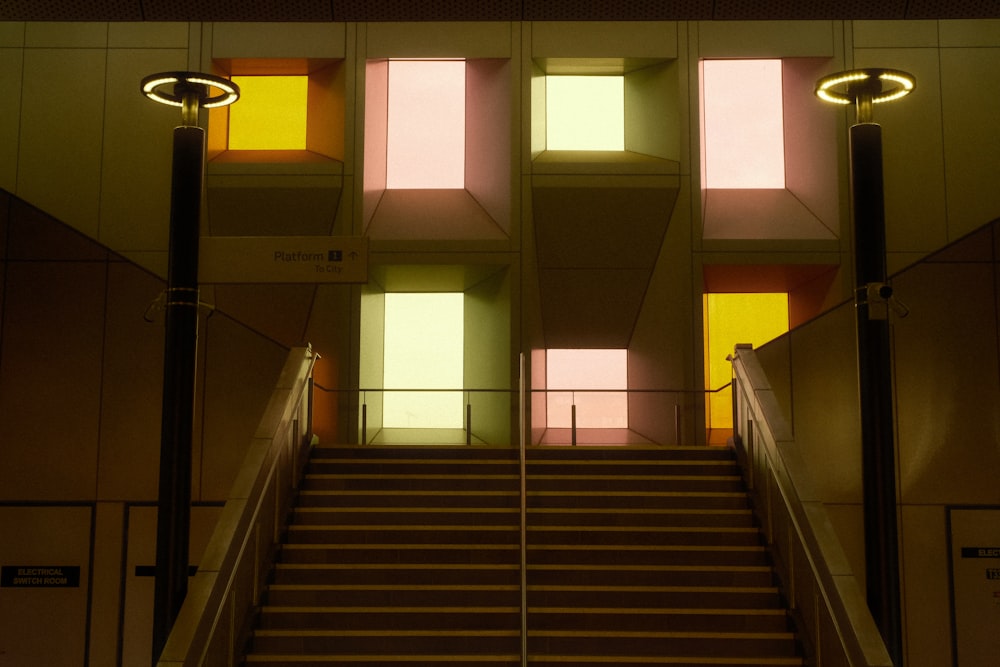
left=545, top=76, right=625, bottom=151
left=546, top=349, right=628, bottom=428
left=386, top=59, right=466, bottom=189
left=701, top=60, right=785, bottom=188
left=703, top=293, right=788, bottom=434
left=228, top=75, right=309, bottom=150
left=383, top=293, right=464, bottom=428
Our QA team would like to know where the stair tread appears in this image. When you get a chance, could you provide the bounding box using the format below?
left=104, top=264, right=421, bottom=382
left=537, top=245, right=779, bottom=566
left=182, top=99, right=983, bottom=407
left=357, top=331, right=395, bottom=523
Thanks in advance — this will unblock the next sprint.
left=529, top=607, right=788, bottom=615
left=262, top=606, right=521, bottom=613
left=254, top=628, right=793, bottom=639
left=244, top=655, right=521, bottom=663
left=528, top=585, right=779, bottom=593
left=256, top=629, right=521, bottom=637
left=526, top=658, right=803, bottom=665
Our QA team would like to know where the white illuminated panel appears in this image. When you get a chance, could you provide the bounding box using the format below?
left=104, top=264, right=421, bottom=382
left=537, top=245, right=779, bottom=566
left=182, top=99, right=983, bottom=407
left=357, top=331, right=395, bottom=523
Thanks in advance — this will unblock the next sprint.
left=546, top=349, right=628, bottom=428
left=383, top=293, right=464, bottom=428
left=702, top=60, right=785, bottom=188
left=386, top=60, right=466, bottom=189
left=546, top=76, right=625, bottom=151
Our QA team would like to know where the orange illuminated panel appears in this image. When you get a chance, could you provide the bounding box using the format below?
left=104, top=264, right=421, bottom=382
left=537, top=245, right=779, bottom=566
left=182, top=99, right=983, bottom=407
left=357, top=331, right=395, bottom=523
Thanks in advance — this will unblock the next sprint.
left=386, top=60, right=466, bottom=189
left=228, top=76, right=308, bottom=150
left=547, top=349, right=627, bottom=428
left=702, top=60, right=785, bottom=188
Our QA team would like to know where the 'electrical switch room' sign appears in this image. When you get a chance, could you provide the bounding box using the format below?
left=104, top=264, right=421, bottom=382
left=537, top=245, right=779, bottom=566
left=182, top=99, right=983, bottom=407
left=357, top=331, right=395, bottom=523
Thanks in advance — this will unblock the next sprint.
left=1, top=565, right=81, bottom=588
left=199, top=236, right=369, bottom=284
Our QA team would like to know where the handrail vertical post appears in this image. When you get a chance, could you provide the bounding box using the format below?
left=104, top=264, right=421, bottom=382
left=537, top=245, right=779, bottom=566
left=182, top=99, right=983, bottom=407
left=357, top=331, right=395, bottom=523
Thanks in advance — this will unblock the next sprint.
left=466, top=398, right=472, bottom=445
left=571, top=394, right=577, bottom=446
left=674, top=403, right=681, bottom=445
left=361, top=401, right=367, bottom=445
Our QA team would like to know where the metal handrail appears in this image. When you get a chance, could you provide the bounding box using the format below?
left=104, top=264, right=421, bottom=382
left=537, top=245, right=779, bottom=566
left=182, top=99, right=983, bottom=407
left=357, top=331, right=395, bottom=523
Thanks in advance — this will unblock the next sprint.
left=730, top=345, right=892, bottom=667
left=518, top=353, right=528, bottom=667
left=155, top=346, right=318, bottom=667
left=314, top=383, right=733, bottom=394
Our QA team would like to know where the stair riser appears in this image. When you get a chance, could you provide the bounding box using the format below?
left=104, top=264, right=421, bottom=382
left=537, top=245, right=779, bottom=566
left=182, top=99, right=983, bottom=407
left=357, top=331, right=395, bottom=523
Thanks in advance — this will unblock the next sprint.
left=266, top=589, right=521, bottom=607
left=293, top=510, right=520, bottom=525
left=527, top=479, right=746, bottom=493
left=256, top=610, right=520, bottom=631
left=251, top=634, right=521, bottom=655
left=271, top=568, right=520, bottom=586
left=290, top=510, right=757, bottom=529
left=285, top=528, right=520, bottom=545
left=527, top=611, right=792, bottom=634
left=302, top=477, right=519, bottom=492
left=270, top=568, right=772, bottom=588
left=313, top=446, right=518, bottom=461
left=282, top=529, right=758, bottom=547
left=525, top=530, right=762, bottom=547
left=527, top=569, right=775, bottom=588
left=245, top=659, right=520, bottom=667
left=279, top=546, right=520, bottom=565
left=528, top=511, right=755, bottom=528
left=527, top=548, right=770, bottom=567
left=297, top=493, right=520, bottom=508
left=528, top=495, right=749, bottom=510
left=308, top=462, right=519, bottom=476
left=527, top=635, right=799, bottom=658
left=526, top=448, right=736, bottom=462
left=526, top=589, right=784, bottom=609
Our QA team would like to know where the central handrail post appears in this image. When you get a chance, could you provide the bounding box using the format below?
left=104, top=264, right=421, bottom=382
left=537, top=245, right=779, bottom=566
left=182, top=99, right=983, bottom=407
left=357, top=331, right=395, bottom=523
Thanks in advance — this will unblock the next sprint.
left=571, top=394, right=577, bottom=446
left=518, top=354, right=528, bottom=667
left=466, top=395, right=472, bottom=445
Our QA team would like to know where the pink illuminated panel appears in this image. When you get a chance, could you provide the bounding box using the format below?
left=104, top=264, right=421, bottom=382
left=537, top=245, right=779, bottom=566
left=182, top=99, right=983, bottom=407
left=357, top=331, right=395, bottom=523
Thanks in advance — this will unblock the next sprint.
left=702, top=60, right=785, bottom=189
left=546, top=349, right=628, bottom=428
left=386, top=60, right=466, bottom=189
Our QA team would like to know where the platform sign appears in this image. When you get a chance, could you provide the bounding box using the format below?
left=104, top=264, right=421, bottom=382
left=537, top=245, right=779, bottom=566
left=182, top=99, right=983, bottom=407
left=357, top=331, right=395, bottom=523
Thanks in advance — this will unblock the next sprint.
left=199, top=236, right=368, bottom=284
left=950, top=508, right=1000, bottom=666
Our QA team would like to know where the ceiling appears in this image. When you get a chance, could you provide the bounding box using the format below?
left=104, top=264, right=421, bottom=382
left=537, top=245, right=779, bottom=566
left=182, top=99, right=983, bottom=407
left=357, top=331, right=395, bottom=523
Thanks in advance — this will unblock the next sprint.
left=3, top=0, right=999, bottom=22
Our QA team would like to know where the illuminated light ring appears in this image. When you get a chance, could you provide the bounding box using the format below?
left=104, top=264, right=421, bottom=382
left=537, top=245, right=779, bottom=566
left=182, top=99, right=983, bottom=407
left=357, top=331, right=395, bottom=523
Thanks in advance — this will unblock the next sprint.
left=141, top=71, right=240, bottom=108
left=815, top=68, right=915, bottom=106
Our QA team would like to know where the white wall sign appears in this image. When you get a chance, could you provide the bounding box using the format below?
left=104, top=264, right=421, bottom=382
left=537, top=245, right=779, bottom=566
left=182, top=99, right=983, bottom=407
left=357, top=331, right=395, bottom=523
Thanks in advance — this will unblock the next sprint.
left=949, top=507, right=1000, bottom=666
left=199, top=236, right=369, bottom=284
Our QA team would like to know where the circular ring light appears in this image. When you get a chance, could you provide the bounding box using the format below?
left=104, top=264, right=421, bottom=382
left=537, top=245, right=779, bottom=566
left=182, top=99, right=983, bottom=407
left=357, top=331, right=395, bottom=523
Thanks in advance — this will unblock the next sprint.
left=141, top=71, right=240, bottom=109
left=815, top=68, right=915, bottom=106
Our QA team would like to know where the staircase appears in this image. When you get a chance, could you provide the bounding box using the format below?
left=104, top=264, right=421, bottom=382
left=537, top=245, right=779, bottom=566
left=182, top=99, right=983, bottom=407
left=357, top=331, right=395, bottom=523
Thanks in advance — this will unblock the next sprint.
left=242, top=444, right=802, bottom=666
left=525, top=446, right=802, bottom=666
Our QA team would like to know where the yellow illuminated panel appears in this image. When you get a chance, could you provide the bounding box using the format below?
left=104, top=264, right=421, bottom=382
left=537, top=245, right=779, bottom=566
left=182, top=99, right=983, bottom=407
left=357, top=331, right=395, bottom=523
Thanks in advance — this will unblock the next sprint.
left=383, top=293, right=464, bottom=428
left=546, top=76, right=625, bottom=151
left=704, top=293, right=788, bottom=429
left=228, top=76, right=308, bottom=150
left=701, top=60, right=785, bottom=188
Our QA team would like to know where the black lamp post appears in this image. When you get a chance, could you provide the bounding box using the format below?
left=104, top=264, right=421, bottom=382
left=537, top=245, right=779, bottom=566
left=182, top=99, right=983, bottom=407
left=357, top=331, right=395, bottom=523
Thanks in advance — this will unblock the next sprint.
left=816, top=68, right=915, bottom=666
left=140, top=71, right=239, bottom=665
